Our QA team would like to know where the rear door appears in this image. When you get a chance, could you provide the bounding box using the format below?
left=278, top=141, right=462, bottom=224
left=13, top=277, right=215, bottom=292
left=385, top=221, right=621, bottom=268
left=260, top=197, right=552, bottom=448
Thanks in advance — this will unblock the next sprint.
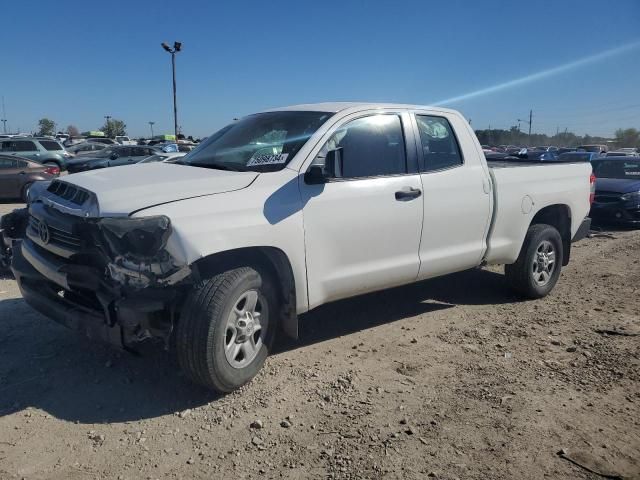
left=412, top=112, right=492, bottom=279
left=11, top=140, right=41, bottom=162
left=300, top=112, right=424, bottom=308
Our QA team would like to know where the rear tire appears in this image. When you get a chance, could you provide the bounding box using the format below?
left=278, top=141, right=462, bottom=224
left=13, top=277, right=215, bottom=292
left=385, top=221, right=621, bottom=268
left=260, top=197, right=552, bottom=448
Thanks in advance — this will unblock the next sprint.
left=176, top=266, right=278, bottom=392
left=505, top=224, right=563, bottom=299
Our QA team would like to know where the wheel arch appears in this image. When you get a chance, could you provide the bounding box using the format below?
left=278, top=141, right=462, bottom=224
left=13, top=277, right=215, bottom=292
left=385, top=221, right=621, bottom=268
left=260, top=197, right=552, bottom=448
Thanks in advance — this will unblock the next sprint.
left=191, top=246, right=299, bottom=339
left=529, top=204, right=572, bottom=265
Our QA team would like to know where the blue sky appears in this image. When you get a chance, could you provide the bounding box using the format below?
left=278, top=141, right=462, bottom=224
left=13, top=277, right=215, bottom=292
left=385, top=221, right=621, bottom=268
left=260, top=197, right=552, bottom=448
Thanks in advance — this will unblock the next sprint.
left=1, top=0, right=638, bottom=138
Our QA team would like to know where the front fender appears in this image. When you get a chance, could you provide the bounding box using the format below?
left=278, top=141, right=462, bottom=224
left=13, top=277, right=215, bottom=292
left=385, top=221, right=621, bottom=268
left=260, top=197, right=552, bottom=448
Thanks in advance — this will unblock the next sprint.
left=136, top=169, right=310, bottom=313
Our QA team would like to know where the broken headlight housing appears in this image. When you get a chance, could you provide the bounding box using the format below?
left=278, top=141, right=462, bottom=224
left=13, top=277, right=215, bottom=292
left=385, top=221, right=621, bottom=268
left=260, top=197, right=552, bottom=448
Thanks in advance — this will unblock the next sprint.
left=99, top=215, right=172, bottom=259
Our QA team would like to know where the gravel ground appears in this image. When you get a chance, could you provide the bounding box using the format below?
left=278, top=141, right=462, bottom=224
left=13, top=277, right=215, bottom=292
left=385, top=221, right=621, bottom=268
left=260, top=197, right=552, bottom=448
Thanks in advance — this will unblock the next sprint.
left=0, top=200, right=639, bottom=480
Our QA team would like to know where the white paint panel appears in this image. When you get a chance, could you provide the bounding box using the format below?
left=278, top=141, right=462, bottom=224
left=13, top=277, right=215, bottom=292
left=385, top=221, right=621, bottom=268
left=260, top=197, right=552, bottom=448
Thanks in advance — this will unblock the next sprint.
left=301, top=175, right=423, bottom=309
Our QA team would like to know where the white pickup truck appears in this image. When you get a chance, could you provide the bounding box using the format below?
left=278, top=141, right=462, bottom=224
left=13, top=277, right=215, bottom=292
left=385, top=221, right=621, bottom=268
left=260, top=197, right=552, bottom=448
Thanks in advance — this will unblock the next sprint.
left=4, top=103, right=593, bottom=392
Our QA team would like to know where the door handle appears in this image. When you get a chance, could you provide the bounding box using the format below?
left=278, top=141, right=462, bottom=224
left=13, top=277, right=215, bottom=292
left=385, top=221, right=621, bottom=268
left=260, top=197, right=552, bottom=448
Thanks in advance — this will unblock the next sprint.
left=18, top=171, right=26, bottom=175
left=395, top=187, right=422, bottom=201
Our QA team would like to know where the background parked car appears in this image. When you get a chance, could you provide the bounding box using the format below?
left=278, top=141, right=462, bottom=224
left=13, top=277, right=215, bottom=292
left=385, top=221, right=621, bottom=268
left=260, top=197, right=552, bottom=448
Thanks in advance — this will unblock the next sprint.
left=514, top=148, right=558, bottom=161
left=0, top=154, right=60, bottom=201
left=0, top=138, right=71, bottom=170
left=557, top=147, right=577, bottom=155
left=66, top=145, right=158, bottom=173
left=136, top=152, right=186, bottom=163
left=86, top=137, right=118, bottom=145
left=606, top=150, right=636, bottom=157
left=557, top=151, right=599, bottom=162
left=590, top=156, right=640, bottom=226
left=63, top=136, right=87, bottom=147
left=115, top=136, right=136, bottom=145
left=578, top=144, right=608, bottom=154
left=66, top=141, right=108, bottom=156
left=616, top=147, right=639, bottom=155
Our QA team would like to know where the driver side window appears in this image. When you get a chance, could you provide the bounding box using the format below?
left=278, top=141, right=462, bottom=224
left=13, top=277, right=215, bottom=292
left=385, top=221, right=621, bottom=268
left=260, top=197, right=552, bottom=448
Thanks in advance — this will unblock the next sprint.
left=318, top=114, right=407, bottom=179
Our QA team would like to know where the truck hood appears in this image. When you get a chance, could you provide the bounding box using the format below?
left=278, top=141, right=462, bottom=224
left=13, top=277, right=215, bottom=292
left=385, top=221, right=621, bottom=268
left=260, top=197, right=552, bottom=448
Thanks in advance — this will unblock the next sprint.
left=595, top=177, right=640, bottom=194
left=63, top=163, right=259, bottom=216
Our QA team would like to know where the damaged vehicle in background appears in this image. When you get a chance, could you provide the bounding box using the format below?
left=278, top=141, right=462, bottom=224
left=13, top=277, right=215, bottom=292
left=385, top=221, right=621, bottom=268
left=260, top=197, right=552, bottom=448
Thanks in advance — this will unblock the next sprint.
left=2, top=103, right=593, bottom=393
left=66, top=145, right=159, bottom=173
left=589, top=156, right=640, bottom=226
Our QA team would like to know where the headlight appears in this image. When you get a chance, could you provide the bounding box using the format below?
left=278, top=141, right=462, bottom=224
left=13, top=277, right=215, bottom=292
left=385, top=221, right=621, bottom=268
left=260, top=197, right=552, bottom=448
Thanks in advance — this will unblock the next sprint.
left=99, top=216, right=172, bottom=259
left=620, top=191, right=640, bottom=201
left=27, top=180, right=52, bottom=204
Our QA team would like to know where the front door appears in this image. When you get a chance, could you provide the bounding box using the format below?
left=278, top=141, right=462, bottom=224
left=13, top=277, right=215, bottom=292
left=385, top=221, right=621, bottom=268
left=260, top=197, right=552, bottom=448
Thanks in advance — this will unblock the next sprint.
left=300, top=113, right=424, bottom=309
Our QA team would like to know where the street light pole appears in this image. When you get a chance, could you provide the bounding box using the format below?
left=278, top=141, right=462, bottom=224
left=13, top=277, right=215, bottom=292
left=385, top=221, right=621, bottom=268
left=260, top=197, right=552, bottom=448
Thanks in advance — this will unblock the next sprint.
left=161, top=41, right=182, bottom=141
left=149, top=121, right=155, bottom=138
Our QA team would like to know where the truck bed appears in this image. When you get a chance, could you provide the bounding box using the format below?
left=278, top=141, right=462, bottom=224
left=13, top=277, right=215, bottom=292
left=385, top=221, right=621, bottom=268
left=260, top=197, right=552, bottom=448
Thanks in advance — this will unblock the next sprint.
left=483, top=160, right=592, bottom=265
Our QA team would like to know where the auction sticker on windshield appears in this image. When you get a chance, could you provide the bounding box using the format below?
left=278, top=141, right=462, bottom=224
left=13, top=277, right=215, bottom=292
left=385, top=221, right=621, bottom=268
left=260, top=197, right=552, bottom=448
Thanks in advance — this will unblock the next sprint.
left=247, top=153, right=289, bottom=166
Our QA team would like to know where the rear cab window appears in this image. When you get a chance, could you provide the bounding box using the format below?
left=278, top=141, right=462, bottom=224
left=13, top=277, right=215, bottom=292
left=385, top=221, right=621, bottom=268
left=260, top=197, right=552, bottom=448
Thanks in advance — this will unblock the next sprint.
left=415, top=115, right=463, bottom=172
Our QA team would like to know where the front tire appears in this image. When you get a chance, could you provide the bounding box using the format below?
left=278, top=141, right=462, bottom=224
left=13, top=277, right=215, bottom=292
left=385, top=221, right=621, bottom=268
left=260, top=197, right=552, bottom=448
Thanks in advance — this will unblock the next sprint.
left=176, top=267, right=277, bottom=392
left=505, top=224, right=563, bottom=299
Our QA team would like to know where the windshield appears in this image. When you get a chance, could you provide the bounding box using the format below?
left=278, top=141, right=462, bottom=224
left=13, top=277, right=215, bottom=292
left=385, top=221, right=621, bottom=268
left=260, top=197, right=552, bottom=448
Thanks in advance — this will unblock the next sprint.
left=180, top=111, right=333, bottom=172
left=593, top=159, right=640, bottom=179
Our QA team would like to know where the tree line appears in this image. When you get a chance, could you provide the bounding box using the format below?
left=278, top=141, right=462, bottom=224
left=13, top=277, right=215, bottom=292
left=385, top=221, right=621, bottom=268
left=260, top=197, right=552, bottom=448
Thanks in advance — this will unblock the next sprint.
left=33, top=117, right=640, bottom=148
left=475, top=126, right=640, bottom=149
left=36, top=117, right=127, bottom=137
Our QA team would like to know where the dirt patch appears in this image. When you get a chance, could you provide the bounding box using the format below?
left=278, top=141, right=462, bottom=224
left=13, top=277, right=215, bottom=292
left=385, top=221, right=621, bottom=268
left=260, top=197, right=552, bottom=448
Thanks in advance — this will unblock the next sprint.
left=0, top=201, right=639, bottom=479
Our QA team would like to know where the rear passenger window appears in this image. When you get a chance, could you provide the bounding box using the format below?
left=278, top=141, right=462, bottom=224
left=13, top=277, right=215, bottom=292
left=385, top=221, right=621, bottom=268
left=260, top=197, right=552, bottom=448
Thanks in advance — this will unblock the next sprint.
left=415, top=115, right=463, bottom=172
left=39, top=140, right=63, bottom=151
left=323, top=114, right=407, bottom=178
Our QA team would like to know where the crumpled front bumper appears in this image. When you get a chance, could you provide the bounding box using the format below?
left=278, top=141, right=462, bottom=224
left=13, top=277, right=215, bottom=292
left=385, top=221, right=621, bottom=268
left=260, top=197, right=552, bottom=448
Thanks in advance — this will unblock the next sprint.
left=12, top=240, right=125, bottom=347
left=12, top=238, right=179, bottom=349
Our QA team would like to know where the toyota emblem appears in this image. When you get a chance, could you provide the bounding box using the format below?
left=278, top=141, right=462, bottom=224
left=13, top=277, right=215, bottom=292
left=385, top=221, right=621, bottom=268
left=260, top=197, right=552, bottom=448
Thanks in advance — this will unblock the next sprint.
left=38, top=221, right=50, bottom=244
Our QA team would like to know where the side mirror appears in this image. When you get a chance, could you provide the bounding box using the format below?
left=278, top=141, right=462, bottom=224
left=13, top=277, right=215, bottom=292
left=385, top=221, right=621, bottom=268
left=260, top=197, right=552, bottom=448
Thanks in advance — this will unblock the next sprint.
left=304, top=148, right=343, bottom=184
left=110, top=153, right=119, bottom=160
left=304, top=165, right=326, bottom=185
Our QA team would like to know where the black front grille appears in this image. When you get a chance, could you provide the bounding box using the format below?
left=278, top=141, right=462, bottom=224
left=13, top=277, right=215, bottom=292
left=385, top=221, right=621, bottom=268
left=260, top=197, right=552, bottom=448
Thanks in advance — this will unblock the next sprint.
left=47, top=181, right=90, bottom=205
left=28, top=215, right=82, bottom=250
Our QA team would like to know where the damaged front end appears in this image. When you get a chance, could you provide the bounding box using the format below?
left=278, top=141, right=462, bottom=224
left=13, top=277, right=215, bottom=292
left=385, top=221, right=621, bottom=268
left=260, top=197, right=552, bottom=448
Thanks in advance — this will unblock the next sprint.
left=10, top=180, right=193, bottom=350
left=1, top=208, right=29, bottom=270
